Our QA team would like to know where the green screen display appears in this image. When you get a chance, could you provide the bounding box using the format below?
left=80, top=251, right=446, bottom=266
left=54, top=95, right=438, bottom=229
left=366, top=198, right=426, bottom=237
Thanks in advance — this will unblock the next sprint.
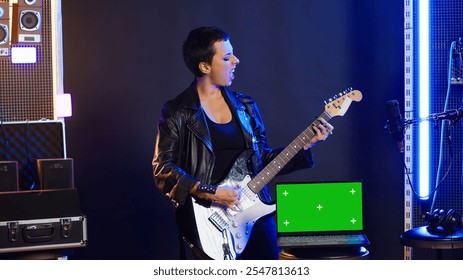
left=276, top=181, right=363, bottom=233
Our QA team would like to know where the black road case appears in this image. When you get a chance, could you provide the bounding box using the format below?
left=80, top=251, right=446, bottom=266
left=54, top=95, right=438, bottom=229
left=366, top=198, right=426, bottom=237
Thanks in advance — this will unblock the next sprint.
left=0, top=189, right=87, bottom=254
left=0, top=216, right=87, bottom=253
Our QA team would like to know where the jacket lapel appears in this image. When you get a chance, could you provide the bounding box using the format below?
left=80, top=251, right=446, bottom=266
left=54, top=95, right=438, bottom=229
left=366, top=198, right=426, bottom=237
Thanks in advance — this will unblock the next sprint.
left=181, top=82, right=214, bottom=153
left=223, top=87, right=255, bottom=150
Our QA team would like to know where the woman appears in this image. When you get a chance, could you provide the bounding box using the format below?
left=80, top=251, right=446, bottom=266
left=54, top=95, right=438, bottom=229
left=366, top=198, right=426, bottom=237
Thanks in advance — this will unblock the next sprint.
left=153, top=26, right=333, bottom=260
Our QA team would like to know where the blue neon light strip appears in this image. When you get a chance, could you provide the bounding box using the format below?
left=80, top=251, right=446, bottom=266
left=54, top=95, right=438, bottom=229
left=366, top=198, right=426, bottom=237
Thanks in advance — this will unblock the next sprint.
left=419, top=0, right=429, bottom=199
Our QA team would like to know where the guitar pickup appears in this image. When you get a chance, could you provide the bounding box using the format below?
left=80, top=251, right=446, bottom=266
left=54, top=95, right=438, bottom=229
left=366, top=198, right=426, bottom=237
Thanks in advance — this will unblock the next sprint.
left=209, top=212, right=229, bottom=232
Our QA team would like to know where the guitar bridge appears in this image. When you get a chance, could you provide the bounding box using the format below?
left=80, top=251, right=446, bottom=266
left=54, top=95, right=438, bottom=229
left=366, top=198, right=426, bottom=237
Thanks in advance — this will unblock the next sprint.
left=209, top=211, right=229, bottom=232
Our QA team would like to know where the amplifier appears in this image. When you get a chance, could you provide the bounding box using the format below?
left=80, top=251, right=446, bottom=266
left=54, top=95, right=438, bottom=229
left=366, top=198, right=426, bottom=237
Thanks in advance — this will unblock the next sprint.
left=36, top=158, right=74, bottom=190
left=0, top=161, right=18, bottom=192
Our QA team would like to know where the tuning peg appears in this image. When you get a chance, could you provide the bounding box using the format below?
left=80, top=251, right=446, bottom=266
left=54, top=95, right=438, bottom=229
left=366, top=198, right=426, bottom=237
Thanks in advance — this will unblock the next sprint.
left=343, top=87, right=353, bottom=93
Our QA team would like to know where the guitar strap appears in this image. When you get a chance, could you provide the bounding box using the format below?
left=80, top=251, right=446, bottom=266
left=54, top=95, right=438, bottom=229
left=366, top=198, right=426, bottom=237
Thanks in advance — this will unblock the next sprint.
left=179, top=233, right=212, bottom=260
left=174, top=196, right=213, bottom=259
left=178, top=233, right=187, bottom=259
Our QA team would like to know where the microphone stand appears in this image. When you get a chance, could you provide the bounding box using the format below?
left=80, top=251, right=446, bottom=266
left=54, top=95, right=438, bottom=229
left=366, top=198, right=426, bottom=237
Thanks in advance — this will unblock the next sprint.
left=384, top=107, right=463, bottom=155
left=406, top=108, right=463, bottom=124
left=400, top=108, right=463, bottom=219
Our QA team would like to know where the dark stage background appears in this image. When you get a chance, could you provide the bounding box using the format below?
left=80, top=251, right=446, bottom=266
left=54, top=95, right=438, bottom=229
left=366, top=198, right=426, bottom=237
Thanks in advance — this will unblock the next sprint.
left=61, top=0, right=404, bottom=259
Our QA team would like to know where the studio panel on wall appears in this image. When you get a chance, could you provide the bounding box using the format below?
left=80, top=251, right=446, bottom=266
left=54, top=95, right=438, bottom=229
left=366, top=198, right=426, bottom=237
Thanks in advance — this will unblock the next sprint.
left=404, top=0, right=463, bottom=260
left=0, top=0, right=64, bottom=122
left=0, top=1, right=10, bottom=57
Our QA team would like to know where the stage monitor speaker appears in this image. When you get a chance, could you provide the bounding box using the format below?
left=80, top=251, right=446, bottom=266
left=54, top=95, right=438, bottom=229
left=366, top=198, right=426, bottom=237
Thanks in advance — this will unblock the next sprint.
left=0, top=1, right=10, bottom=56
left=12, top=0, right=42, bottom=44
left=36, top=158, right=74, bottom=190
left=0, top=161, right=19, bottom=192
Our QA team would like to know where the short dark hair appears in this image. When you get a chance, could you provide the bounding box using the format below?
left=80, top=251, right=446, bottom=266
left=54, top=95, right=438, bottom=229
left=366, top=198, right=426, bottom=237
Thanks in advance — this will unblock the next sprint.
left=182, top=27, right=230, bottom=77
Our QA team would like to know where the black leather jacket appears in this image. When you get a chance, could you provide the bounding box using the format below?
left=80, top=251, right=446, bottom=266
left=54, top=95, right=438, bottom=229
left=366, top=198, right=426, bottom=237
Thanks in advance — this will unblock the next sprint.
left=152, top=81, right=315, bottom=206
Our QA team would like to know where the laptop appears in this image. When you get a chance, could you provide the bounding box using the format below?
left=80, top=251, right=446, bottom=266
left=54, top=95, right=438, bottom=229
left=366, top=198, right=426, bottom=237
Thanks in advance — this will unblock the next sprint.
left=276, top=181, right=370, bottom=248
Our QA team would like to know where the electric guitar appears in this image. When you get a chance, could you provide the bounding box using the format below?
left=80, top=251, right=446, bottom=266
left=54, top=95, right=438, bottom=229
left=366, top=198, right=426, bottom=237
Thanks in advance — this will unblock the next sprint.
left=190, top=88, right=363, bottom=259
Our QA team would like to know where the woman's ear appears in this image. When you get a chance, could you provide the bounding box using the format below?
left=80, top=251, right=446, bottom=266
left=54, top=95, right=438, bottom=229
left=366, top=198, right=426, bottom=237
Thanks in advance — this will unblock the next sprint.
left=199, top=62, right=211, bottom=75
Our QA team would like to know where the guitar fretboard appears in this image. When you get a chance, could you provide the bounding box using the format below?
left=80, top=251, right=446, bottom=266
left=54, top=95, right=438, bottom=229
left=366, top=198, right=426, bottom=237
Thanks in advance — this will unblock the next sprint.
left=247, top=111, right=332, bottom=193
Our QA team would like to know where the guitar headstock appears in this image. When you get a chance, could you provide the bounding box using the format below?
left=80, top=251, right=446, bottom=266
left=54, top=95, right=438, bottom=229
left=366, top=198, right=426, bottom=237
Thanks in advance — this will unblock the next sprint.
left=324, top=88, right=362, bottom=117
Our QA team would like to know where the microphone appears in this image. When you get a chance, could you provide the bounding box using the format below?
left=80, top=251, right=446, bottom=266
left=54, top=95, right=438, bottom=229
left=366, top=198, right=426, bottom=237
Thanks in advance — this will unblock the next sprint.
left=385, top=100, right=405, bottom=152
left=427, top=108, right=463, bottom=121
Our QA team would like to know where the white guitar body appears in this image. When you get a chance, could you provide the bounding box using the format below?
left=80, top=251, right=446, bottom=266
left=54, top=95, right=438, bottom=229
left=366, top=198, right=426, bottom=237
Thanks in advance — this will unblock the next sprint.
left=192, top=174, right=276, bottom=260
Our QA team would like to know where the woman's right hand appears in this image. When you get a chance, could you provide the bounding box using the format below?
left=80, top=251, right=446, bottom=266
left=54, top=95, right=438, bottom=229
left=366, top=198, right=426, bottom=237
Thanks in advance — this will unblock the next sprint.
left=213, top=184, right=241, bottom=209
left=191, top=183, right=241, bottom=209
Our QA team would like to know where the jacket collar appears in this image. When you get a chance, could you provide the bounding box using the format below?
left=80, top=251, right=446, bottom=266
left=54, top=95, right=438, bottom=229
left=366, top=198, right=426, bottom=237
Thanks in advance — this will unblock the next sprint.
left=179, top=80, right=246, bottom=112
left=181, top=80, right=251, bottom=152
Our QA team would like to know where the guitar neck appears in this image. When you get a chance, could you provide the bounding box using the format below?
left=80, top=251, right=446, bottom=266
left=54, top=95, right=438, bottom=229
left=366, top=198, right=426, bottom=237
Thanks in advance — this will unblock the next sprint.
left=247, top=111, right=332, bottom=194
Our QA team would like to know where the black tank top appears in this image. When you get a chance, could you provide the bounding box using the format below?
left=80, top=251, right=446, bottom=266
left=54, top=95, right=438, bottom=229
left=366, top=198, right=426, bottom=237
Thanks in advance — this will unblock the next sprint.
left=206, top=114, right=246, bottom=184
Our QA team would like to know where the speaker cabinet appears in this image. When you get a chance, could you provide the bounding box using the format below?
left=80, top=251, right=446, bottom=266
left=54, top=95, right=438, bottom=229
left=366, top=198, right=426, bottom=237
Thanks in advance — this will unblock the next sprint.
left=36, top=158, right=74, bottom=190
left=12, top=0, right=42, bottom=44
left=0, top=161, right=19, bottom=192
left=0, top=1, right=9, bottom=56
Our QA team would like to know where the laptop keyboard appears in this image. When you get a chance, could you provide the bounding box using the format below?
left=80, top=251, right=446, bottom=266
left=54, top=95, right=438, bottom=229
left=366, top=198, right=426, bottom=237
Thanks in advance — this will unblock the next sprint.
left=278, top=234, right=368, bottom=247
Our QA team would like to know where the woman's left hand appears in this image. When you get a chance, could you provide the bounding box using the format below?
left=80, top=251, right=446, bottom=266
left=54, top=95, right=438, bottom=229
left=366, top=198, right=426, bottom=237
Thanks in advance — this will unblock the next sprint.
left=304, top=117, right=334, bottom=150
